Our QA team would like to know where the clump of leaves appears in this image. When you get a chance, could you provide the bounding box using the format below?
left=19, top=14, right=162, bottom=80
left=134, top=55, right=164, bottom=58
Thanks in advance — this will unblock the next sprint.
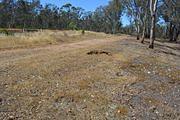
left=78, top=80, right=91, bottom=90
left=68, top=22, right=78, bottom=30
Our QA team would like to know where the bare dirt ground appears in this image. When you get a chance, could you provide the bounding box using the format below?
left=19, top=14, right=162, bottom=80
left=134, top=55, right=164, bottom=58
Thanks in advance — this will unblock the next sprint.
left=0, top=34, right=180, bottom=120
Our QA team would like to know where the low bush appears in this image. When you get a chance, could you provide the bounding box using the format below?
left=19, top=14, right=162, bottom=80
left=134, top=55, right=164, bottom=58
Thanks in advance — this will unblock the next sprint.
left=0, top=29, right=14, bottom=36
left=82, top=30, right=85, bottom=35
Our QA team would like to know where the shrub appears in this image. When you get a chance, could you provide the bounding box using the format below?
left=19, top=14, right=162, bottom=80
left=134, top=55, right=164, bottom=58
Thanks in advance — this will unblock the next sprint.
left=0, top=29, right=14, bottom=36
left=82, top=30, right=85, bottom=35
left=68, top=22, right=77, bottom=30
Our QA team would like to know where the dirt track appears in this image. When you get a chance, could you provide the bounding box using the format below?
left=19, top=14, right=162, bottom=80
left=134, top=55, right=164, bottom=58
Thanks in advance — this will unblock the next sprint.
left=0, top=36, right=122, bottom=65
left=0, top=35, right=180, bottom=120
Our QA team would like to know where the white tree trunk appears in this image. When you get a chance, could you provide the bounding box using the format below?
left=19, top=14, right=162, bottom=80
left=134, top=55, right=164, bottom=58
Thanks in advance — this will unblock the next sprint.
left=137, top=23, right=140, bottom=40
left=141, top=22, right=146, bottom=43
left=149, top=0, right=158, bottom=49
left=149, top=14, right=156, bottom=48
left=141, top=0, right=149, bottom=43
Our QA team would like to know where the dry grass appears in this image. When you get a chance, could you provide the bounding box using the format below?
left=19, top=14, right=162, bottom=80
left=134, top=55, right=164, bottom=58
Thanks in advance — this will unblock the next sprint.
left=0, top=32, right=179, bottom=119
left=116, top=106, right=129, bottom=116
left=144, top=97, right=161, bottom=106
left=0, top=30, right=110, bottom=50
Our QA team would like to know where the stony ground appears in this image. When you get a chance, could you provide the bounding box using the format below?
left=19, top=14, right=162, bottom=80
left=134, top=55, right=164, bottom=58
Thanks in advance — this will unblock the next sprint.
left=0, top=34, right=180, bottom=120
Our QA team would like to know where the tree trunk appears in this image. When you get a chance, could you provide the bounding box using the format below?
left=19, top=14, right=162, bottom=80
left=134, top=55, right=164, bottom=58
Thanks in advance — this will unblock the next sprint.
left=149, top=14, right=156, bottom=49
left=149, top=0, right=158, bottom=49
left=165, top=23, right=169, bottom=38
left=146, top=23, right=150, bottom=38
left=169, top=23, right=175, bottom=41
left=137, top=24, right=140, bottom=40
left=8, top=23, right=11, bottom=29
left=174, top=32, right=179, bottom=42
left=173, top=27, right=179, bottom=42
left=141, top=0, right=149, bottom=43
left=23, top=22, right=26, bottom=32
left=141, top=24, right=146, bottom=43
left=141, top=12, right=148, bottom=43
left=112, top=20, right=116, bottom=34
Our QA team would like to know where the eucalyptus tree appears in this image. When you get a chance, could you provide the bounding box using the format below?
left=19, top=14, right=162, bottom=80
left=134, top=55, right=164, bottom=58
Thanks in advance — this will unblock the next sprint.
left=69, top=6, right=84, bottom=30
left=91, top=0, right=123, bottom=34
left=92, top=6, right=107, bottom=32
left=16, top=0, right=31, bottom=29
left=59, top=3, right=84, bottom=30
left=121, top=0, right=147, bottom=40
left=80, top=11, right=94, bottom=31
left=59, top=3, right=72, bottom=29
left=160, top=0, right=180, bottom=42
left=149, top=0, right=158, bottom=49
left=39, top=4, right=54, bottom=29
left=0, top=0, right=16, bottom=28
left=109, top=0, right=123, bottom=34
left=141, top=0, right=150, bottom=43
left=15, top=0, right=42, bottom=29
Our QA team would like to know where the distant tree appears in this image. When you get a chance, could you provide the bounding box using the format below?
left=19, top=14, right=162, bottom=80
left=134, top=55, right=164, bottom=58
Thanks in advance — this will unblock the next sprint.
left=105, top=0, right=123, bottom=34
left=122, top=0, right=143, bottom=40
left=0, top=0, right=15, bottom=28
left=160, top=0, right=180, bottom=42
left=15, top=0, right=41, bottom=30
left=39, top=4, right=59, bottom=29
left=80, top=11, right=93, bottom=30
left=89, top=0, right=123, bottom=34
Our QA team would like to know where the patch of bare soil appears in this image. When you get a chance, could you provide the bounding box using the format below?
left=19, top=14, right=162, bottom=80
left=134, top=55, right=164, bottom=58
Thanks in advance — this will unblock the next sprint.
left=0, top=35, right=179, bottom=120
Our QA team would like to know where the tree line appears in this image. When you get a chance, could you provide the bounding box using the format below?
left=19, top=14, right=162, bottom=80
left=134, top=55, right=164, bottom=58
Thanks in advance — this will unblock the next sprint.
left=0, top=0, right=122, bottom=34
left=0, top=0, right=179, bottom=48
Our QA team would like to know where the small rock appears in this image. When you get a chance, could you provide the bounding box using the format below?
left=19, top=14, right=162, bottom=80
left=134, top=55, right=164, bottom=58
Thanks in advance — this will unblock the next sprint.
left=147, top=71, right=151, bottom=74
left=116, top=72, right=123, bottom=77
left=155, top=110, right=159, bottom=114
left=91, top=95, right=94, bottom=98
left=168, top=68, right=171, bottom=71
left=8, top=116, right=15, bottom=120
left=117, top=110, right=121, bottom=113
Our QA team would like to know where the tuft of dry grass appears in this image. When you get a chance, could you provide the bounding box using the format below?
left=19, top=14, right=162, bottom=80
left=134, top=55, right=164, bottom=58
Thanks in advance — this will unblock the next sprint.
left=115, top=106, right=129, bottom=116
left=144, top=97, right=161, bottom=106
left=77, top=80, right=91, bottom=90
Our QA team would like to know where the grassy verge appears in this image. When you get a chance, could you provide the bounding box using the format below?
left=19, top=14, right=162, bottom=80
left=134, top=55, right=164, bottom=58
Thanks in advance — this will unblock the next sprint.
left=0, top=30, right=110, bottom=50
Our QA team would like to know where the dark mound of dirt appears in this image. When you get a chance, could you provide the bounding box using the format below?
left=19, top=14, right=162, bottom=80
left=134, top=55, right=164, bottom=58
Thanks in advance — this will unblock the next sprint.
left=87, top=50, right=112, bottom=56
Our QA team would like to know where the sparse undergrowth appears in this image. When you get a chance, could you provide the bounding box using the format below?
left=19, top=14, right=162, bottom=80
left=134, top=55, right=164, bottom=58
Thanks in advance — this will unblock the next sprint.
left=0, top=30, right=110, bottom=50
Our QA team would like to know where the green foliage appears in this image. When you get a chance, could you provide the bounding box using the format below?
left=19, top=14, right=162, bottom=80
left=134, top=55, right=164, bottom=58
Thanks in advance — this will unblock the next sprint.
left=68, top=22, right=77, bottom=30
left=0, top=0, right=123, bottom=34
left=0, top=29, right=14, bottom=36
